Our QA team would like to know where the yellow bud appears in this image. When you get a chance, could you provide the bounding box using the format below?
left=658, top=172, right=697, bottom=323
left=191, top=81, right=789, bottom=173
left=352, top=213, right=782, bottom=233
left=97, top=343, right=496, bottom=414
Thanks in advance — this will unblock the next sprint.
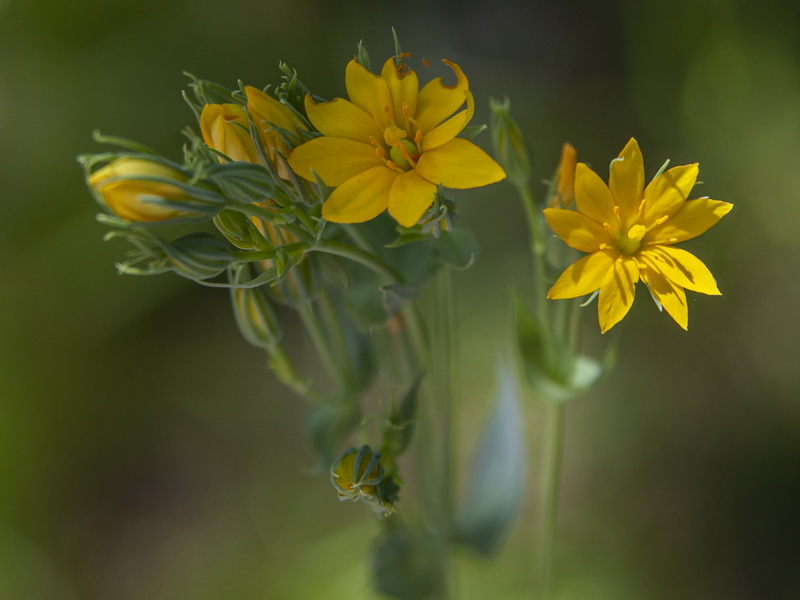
left=200, top=103, right=259, bottom=163
left=88, top=158, right=191, bottom=222
left=244, top=86, right=304, bottom=179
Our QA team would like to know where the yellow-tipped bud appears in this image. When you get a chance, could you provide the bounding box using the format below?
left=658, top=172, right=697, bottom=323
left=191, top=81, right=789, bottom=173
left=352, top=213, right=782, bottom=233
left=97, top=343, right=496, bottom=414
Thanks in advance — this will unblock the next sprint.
left=551, top=142, right=577, bottom=208
left=88, top=158, right=192, bottom=222
left=244, top=86, right=304, bottom=179
left=200, top=103, right=259, bottom=163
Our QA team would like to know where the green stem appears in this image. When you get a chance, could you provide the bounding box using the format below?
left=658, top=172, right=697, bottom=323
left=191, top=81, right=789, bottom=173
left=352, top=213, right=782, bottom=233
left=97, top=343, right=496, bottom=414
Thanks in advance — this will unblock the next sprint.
left=429, top=266, right=458, bottom=600
left=297, top=303, right=343, bottom=391
left=535, top=402, right=565, bottom=600
left=518, top=185, right=553, bottom=348
left=311, top=239, right=404, bottom=284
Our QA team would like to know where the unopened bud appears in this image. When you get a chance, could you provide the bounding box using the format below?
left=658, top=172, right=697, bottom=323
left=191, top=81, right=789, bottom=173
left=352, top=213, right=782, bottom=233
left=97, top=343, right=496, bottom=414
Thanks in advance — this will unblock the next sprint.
left=489, top=97, right=532, bottom=189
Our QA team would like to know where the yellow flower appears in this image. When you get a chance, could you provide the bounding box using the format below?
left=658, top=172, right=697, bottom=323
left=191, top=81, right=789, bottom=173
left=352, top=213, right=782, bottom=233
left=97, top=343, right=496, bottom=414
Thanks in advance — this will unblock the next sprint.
left=550, top=142, right=576, bottom=208
left=245, top=86, right=304, bottom=179
left=288, top=56, right=506, bottom=227
left=544, top=138, right=733, bottom=333
left=200, top=103, right=259, bottom=164
left=88, top=157, right=192, bottom=222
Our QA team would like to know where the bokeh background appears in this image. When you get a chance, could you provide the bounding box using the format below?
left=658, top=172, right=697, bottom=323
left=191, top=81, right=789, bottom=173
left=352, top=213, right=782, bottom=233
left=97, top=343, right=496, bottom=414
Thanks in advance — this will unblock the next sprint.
left=2, top=0, right=799, bottom=598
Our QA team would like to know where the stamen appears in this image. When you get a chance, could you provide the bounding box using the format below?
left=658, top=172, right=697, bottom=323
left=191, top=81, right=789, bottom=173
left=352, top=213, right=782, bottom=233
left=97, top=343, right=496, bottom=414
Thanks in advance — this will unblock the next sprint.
left=385, top=160, right=405, bottom=173
left=653, top=215, right=669, bottom=227
left=638, top=199, right=647, bottom=212
left=603, top=222, right=613, bottom=233
left=375, top=147, right=387, bottom=160
left=599, top=243, right=607, bottom=250
left=613, top=206, right=621, bottom=215
left=369, top=136, right=379, bottom=147
left=669, top=237, right=678, bottom=243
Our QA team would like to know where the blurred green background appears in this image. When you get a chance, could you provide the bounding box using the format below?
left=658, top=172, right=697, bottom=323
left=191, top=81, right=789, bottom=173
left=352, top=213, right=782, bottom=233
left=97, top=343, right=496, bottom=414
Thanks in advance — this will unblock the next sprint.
left=2, top=0, right=799, bottom=598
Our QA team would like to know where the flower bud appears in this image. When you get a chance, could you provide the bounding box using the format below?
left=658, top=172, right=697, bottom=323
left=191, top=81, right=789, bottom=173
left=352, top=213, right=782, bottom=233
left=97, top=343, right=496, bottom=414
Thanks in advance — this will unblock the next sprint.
left=489, top=97, right=532, bottom=189
left=245, top=86, right=304, bottom=179
left=549, top=142, right=576, bottom=208
left=330, top=445, right=385, bottom=503
left=162, top=232, right=233, bottom=280
left=231, top=284, right=283, bottom=349
left=213, top=209, right=270, bottom=250
left=200, top=103, right=259, bottom=163
left=88, top=158, right=194, bottom=222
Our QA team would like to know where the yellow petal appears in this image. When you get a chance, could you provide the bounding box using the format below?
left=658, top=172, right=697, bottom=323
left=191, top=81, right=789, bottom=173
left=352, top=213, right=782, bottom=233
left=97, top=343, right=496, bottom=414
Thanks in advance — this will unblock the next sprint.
left=380, top=57, right=419, bottom=132
left=598, top=256, right=639, bottom=333
left=388, top=170, right=438, bottom=227
left=414, top=138, right=505, bottom=189
left=609, top=138, right=644, bottom=226
left=200, top=104, right=258, bottom=163
left=421, top=90, right=475, bottom=151
left=639, top=246, right=720, bottom=295
left=245, top=86, right=299, bottom=133
left=415, top=60, right=468, bottom=133
left=543, top=208, right=613, bottom=253
left=574, top=163, right=619, bottom=236
left=288, top=137, right=382, bottom=186
left=548, top=250, right=617, bottom=299
left=642, top=163, right=698, bottom=225
left=644, top=266, right=688, bottom=330
left=321, top=166, right=396, bottom=223
left=645, top=198, right=732, bottom=245
left=345, top=59, right=394, bottom=128
left=304, top=95, right=380, bottom=142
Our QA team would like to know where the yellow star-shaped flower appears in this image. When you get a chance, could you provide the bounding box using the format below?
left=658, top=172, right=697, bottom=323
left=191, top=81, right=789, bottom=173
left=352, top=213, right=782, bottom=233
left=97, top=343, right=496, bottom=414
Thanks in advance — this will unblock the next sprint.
left=544, top=138, right=733, bottom=333
left=288, top=56, right=505, bottom=227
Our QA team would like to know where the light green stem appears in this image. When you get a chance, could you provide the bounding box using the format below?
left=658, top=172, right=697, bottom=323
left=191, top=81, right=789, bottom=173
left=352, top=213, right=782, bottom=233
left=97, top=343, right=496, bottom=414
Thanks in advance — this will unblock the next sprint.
left=536, top=402, right=565, bottom=600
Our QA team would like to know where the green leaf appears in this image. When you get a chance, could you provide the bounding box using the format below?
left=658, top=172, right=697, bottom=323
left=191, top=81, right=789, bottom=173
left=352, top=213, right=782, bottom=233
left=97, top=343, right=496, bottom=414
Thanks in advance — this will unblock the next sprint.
left=455, top=365, right=526, bottom=556
left=372, top=527, right=442, bottom=600
left=433, top=229, right=480, bottom=270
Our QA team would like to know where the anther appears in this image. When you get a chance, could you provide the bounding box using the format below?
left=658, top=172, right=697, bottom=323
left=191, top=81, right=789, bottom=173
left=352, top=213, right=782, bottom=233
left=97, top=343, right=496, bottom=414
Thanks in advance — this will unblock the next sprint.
left=603, top=222, right=613, bottom=233
left=638, top=199, right=647, bottom=212
left=669, top=237, right=678, bottom=243
left=613, top=206, right=621, bottom=215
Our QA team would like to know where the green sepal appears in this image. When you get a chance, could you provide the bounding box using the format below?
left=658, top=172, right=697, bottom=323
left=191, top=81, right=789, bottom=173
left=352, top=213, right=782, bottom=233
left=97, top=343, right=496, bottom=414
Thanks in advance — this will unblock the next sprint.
left=158, top=232, right=233, bottom=280
left=458, top=123, right=487, bottom=141
left=455, top=365, right=526, bottom=556
left=356, top=39, right=371, bottom=71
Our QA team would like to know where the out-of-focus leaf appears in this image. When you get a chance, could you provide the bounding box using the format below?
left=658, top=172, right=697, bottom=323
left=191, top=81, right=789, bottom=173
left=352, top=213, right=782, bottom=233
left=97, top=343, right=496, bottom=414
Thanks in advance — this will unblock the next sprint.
left=455, top=365, right=526, bottom=555
left=382, top=283, right=422, bottom=316
left=434, top=229, right=480, bottom=271
left=381, top=374, right=423, bottom=459
left=372, top=527, right=441, bottom=600
left=305, top=401, right=361, bottom=466
left=514, top=297, right=604, bottom=403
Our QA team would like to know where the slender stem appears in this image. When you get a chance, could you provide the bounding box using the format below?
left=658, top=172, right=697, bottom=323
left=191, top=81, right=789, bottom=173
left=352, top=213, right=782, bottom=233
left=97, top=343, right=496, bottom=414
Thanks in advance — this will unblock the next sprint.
left=535, top=402, right=565, bottom=600
left=311, top=239, right=404, bottom=284
left=297, top=303, right=343, bottom=391
left=518, top=185, right=552, bottom=336
left=429, top=266, right=458, bottom=600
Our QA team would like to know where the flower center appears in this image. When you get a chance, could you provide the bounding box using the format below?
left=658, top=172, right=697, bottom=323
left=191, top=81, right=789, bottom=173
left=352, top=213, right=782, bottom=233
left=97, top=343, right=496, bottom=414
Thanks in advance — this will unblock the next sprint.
left=382, top=125, right=420, bottom=171
left=616, top=224, right=646, bottom=255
